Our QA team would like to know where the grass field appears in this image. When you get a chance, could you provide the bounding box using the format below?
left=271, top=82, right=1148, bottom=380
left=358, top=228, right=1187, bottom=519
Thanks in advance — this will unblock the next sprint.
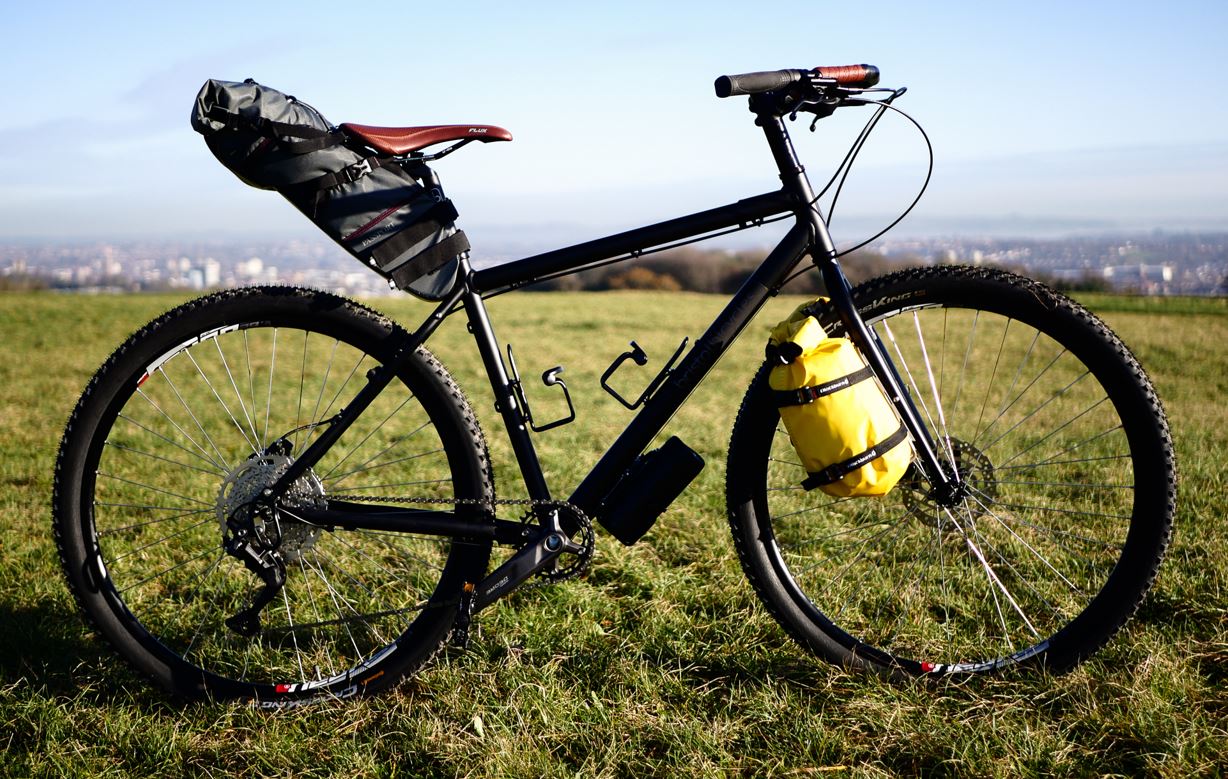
left=1, top=287, right=1225, bottom=777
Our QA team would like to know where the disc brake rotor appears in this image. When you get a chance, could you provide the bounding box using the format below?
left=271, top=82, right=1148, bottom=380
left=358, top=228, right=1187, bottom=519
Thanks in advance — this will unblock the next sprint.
left=902, top=437, right=997, bottom=527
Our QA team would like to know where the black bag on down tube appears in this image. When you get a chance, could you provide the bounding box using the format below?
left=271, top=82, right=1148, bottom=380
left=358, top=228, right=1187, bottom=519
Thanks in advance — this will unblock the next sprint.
left=190, top=78, right=467, bottom=299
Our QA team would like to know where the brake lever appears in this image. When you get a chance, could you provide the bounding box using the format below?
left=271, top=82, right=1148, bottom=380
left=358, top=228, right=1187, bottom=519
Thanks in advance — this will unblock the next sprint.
left=801, top=86, right=908, bottom=131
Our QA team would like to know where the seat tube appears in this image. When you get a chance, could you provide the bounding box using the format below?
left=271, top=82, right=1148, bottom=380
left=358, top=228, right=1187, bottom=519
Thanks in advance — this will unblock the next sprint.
left=759, top=113, right=955, bottom=492
left=457, top=261, right=553, bottom=505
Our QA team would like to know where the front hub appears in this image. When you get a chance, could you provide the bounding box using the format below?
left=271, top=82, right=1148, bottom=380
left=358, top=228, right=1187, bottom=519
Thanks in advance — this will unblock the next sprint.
left=902, top=437, right=997, bottom=526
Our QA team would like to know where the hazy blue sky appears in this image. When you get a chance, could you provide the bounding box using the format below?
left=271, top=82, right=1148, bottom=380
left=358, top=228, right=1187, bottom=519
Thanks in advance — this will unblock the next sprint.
left=1, top=0, right=1225, bottom=249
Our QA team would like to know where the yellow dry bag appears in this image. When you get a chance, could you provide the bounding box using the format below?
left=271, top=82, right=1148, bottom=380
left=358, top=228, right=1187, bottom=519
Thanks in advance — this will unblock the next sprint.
left=767, top=303, right=913, bottom=497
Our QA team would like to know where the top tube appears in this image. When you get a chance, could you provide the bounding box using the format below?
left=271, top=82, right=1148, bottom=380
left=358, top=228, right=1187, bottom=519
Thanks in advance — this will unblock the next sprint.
left=469, top=191, right=794, bottom=294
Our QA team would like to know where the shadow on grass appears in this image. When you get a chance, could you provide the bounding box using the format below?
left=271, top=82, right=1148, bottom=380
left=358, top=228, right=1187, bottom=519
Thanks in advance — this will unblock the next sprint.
left=1134, top=588, right=1223, bottom=642
left=0, top=597, right=112, bottom=696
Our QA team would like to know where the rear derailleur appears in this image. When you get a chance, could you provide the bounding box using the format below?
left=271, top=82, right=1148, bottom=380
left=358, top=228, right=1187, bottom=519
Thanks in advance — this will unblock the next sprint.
left=221, top=508, right=287, bottom=637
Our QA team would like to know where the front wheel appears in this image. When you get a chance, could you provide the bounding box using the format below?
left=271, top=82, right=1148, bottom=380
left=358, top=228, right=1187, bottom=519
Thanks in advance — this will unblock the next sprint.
left=727, top=266, right=1175, bottom=675
left=53, top=287, right=494, bottom=702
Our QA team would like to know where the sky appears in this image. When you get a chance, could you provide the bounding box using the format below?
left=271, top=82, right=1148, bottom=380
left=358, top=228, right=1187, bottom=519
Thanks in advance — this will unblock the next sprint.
left=0, top=0, right=1225, bottom=251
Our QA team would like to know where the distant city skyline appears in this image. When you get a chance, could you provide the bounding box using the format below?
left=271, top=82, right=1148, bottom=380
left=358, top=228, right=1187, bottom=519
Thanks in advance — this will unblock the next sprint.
left=1, top=1, right=1225, bottom=244
left=6, top=231, right=1225, bottom=297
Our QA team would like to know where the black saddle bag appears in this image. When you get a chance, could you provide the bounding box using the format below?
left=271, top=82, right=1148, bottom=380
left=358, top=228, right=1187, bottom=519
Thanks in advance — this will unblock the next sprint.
left=191, top=78, right=466, bottom=299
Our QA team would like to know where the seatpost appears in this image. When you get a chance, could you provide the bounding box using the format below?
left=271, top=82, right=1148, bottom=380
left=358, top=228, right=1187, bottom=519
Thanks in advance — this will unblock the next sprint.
left=755, top=107, right=957, bottom=495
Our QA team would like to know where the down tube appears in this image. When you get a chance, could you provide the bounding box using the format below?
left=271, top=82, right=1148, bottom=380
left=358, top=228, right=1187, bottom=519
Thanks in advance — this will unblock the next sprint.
left=569, top=223, right=810, bottom=515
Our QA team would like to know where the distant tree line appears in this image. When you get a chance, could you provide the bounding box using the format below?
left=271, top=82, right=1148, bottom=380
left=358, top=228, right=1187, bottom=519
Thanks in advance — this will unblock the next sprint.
left=527, top=246, right=921, bottom=294
left=0, top=273, right=50, bottom=292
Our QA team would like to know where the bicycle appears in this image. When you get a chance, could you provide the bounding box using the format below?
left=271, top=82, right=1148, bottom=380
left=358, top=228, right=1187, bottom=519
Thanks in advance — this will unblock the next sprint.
left=53, top=65, right=1176, bottom=703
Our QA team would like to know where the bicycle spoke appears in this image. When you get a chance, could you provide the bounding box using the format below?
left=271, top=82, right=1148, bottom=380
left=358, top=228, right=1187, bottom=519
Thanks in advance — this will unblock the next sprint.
left=116, top=413, right=229, bottom=476
left=329, top=478, right=450, bottom=494
left=182, top=554, right=228, bottom=658
left=243, top=330, right=259, bottom=450
left=965, top=493, right=1084, bottom=597
left=109, top=517, right=214, bottom=563
left=134, top=391, right=227, bottom=472
left=118, top=547, right=219, bottom=595
left=184, top=349, right=259, bottom=454
left=97, top=507, right=214, bottom=536
left=321, top=393, right=420, bottom=480
left=156, top=365, right=233, bottom=471
left=96, top=471, right=212, bottom=507
left=995, top=452, right=1130, bottom=473
left=950, top=309, right=979, bottom=428
left=910, top=310, right=960, bottom=473
left=328, top=447, right=446, bottom=485
left=310, top=549, right=391, bottom=647
left=294, top=331, right=309, bottom=453
left=975, top=346, right=1067, bottom=448
left=973, top=317, right=1013, bottom=441
left=987, top=371, right=1095, bottom=454
left=279, top=584, right=307, bottom=682
left=995, top=394, right=1106, bottom=467
left=263, top=328, right=278, bottom=447
left=308, top=338, right=340, bottom=435
left=952, top=509, right=1040, bottom=640
left=213, top=336, right=262, bottom=452
left=302, top=552, right=363, bottom=659
left=105, top=439, right=226, bottom=478
left=990, top=501, right=1133, bottom=523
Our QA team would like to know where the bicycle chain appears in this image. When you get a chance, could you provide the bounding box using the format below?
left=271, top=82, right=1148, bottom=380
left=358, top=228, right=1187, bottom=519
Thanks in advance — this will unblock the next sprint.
left=343, top=494, right=595, bottom=587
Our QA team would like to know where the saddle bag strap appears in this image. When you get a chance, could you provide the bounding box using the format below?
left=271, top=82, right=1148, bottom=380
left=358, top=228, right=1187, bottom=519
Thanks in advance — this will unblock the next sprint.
left=801, top=425, right=910, bottom=490
left=773, top=365, right=875, bottom=407
left=386, top=232, right=471, bottom=289
left=299, top=156, right=396, bottom=195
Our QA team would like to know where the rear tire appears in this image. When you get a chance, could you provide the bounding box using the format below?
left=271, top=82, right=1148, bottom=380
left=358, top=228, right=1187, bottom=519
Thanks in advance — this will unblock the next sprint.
left=726, top=266, right=1175, bottom=675
left=53, top=287, right=494, bottom=702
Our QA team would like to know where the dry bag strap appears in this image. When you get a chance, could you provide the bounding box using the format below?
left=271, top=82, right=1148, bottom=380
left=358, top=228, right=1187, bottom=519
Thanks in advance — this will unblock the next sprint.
left=773, top=365, right=875, bottom=407
left=205, top=106, right=344, bottom=153
left=801, top=425, right=910, bottom=491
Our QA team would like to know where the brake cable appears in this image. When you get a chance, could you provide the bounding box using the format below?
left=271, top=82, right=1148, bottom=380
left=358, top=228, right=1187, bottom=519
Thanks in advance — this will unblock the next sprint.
left=782, top=88, right=934, bottom=287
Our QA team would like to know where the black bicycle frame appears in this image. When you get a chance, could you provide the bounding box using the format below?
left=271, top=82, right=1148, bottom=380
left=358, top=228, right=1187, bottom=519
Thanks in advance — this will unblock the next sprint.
left=282, top=108, right=954, bottom=609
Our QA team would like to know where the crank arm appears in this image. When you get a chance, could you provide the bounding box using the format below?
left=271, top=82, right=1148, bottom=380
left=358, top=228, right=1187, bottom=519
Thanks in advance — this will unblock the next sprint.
left=472, top=531, right=572, bottom=611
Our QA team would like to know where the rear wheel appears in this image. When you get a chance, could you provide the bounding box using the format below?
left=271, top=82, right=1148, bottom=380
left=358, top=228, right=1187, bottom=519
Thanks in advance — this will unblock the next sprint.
left=727, top=266, right=1175, bottom=674
left=54, top=287, right=493, bottom=702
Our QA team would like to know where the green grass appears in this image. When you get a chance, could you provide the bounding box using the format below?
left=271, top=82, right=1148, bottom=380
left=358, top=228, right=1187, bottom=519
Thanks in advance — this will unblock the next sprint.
left=1, top=288, right=1226, bottom=777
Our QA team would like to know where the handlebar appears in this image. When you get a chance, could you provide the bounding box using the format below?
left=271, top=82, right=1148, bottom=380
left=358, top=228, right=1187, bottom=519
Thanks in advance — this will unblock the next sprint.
left=713, top=65, right=880, bottom=98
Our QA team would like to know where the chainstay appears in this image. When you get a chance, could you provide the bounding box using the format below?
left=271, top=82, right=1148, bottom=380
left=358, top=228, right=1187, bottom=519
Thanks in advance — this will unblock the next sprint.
left=341, top=494, right=595, bottom=586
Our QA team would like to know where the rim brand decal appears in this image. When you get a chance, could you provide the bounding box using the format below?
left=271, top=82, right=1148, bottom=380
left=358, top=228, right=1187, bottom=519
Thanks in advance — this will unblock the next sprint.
left=256, top=684, right=359, bottom=709
left=141, top=322, right=257, bottom=379
left=269, top=643, right=399, bottom=697
left=919, top=640, right=1050, bottom=674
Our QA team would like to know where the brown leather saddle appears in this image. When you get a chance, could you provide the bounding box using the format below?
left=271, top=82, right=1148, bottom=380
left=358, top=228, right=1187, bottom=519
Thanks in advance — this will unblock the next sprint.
left=340, top=123, right=513, bottom=155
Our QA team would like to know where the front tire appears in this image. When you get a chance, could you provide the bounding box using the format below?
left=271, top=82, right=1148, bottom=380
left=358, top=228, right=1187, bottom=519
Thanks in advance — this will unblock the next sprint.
left=53, top=287, right=494, bottom=702
left=727, top=266, right=1175, bottom=675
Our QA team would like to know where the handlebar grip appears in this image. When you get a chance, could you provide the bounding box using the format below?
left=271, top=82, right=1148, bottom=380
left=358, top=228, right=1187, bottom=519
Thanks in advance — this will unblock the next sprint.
left=812, top=64, right=880, bottom=88
left=714, top=69, right=806, bottom=98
